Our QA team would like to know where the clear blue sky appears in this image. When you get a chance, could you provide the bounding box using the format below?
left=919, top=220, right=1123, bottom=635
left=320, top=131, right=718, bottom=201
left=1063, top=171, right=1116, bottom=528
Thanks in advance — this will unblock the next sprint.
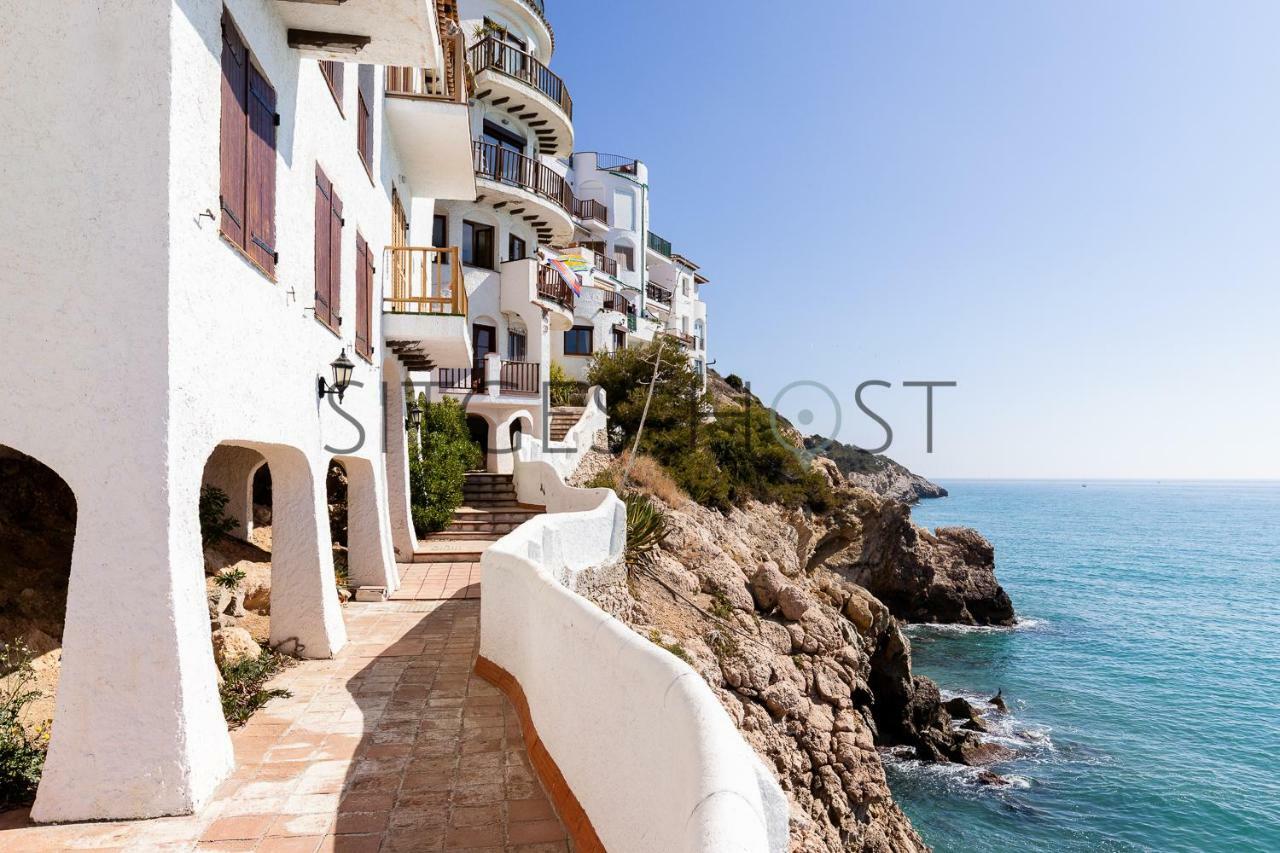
left=550, top=0, right=1280, bottom=479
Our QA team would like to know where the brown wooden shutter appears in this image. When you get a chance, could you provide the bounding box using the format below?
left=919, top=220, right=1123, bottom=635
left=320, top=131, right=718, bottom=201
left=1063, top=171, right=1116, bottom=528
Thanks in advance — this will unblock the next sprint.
left=314, top=168, right=333, bottom=327
left=219, top=12, right=248, bottom=246
left=245, top=63, right=277, bottom=276
left=329, top=188, right=343, bottom=328
left=321, top=60, right=344, bottom=112
left=355, top=233, right=372, bottom=359
left=357, top=65, right=374, bottom=171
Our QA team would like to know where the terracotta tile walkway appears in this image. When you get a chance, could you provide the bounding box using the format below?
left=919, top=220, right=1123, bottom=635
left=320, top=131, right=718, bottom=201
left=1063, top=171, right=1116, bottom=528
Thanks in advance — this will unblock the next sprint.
left=0, top=599, right=568, bottom=852
left=390, top=563, right=481, bottom=601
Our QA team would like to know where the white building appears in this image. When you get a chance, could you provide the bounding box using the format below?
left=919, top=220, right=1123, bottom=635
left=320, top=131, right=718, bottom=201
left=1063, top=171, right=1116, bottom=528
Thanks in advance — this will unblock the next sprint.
left=0, top=0, right=473, bottom=822
left=0, top=0, right=716, bottom=827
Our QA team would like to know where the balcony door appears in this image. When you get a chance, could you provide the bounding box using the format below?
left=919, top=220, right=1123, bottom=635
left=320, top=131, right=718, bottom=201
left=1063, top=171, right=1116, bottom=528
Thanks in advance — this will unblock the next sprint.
left=483, top=121, right=527, bottom=185
left=472, top=323, right=497, bottom=391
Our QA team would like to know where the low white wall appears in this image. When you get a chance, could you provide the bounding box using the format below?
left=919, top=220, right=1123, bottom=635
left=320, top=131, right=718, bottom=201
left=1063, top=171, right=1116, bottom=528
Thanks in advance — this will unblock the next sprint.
left=516, top=385, right=608, bottom=484
left=480, top=461, right=789, bottom=853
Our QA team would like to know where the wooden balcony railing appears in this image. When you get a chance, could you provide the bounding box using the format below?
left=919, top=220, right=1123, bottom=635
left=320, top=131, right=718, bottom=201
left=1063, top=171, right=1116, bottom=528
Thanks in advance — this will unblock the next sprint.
left=647, top=231, right=673, bottom=257
left=437, top=366, right=485, bottom=393
left=536, top=263, right=576, bottom=310
left=385, top=246, right=467, bottom=315
left=574, top=198, right=608, bottom=225
left=645, top=282, right=673, bottom=305
left=473, top=141, right=574, bottom=215
left=499, top=360, right=540, bottom=396
left=593, top=250, right=617, bottom=277
left=468, top=37, right=572, bottom=119
left=386, top=22, right=467, bottom=104
left=601, top=293, right=629, bottom=313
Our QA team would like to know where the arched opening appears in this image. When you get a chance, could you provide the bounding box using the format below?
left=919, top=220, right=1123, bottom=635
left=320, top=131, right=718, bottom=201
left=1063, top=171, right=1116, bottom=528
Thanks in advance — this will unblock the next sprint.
left=0, top=446, right=76, bottom=807
left=466, top=415, right=490, bottom=469
left=202, top=448, right=273, bottom=648
left=201, top=442, right=347, bottom=668
left=325, top=460, right=350, bottom=592
left=509, top=418, right=524, bottom=452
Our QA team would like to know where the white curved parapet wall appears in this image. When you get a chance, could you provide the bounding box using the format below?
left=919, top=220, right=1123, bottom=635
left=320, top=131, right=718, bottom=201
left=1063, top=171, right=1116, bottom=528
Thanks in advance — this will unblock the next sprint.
left=517, top=385, right=609, bottom=483
left=478, top=457, right=789, bottom=852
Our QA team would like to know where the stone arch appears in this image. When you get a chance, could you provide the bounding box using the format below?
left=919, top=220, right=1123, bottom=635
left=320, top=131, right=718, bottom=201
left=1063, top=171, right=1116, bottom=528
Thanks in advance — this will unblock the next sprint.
left=200, top=444, right=267, bottom=544
left=202, top=441, right=346, bottom=661
left=330, top=454, right=398, bottom=592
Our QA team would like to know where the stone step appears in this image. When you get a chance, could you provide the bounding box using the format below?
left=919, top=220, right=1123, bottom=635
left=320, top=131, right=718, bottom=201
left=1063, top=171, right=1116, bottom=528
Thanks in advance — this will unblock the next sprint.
left=429, top=530, right=507, bottom=541
left=412, top=539, right=494, bottom=563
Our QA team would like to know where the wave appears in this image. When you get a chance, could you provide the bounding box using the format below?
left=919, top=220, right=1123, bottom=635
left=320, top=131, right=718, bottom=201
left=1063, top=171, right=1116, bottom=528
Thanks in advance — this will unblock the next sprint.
left=906, top=616, right=1047, bottom=635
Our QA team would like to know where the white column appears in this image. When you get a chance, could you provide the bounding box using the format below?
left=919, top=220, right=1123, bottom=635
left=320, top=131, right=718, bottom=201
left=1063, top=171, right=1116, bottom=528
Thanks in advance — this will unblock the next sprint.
left=264, top=449, right=347, bottom=659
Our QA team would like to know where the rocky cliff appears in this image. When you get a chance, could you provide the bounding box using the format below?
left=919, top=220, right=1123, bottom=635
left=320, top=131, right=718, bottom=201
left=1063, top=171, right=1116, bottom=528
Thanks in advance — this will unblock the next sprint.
left=576, top=455, right=1016, bottom=851
left=803, top=436, right=947, bottom=504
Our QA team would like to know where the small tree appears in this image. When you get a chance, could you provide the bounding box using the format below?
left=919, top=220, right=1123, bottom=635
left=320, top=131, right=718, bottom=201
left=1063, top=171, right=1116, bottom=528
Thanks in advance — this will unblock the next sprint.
left=408, top=396, right=482, bottom=535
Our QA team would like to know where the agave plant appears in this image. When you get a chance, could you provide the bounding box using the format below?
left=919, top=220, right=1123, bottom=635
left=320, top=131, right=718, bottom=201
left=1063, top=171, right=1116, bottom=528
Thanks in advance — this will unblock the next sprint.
left=624, top=492, right=668, bottom=565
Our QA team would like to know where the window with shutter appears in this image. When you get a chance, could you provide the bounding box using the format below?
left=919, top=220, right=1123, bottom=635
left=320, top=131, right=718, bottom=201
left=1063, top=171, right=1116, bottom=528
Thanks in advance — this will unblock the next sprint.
left=355, top=233, right=374, bottom=360
left=357, top=65, right=374, bottom=176
left=219, top=10, right=277, bottom=279
left=314, top=166, right=343, bottom=334
left=219, top=12, right=247, bottom=248
left=320, top=60, right=344, bottom=114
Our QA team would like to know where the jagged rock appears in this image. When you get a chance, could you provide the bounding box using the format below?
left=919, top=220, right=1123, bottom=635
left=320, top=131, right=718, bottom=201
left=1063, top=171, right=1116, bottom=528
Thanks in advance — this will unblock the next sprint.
left=825, top=491, right=1015, bottom=626
left=976, top=770, right=1009, bottom=786
left=750, top=561, right=787, bottom=610
left=804, top=435, right=948, bottom=504
left=777, top=584, right=814, bottom=621
left=211, top=627, right=261, bottom=668
left=989, top=690, right=1009, bottom=712
left=762, top=680, right=803, bottom=719
left=958, top=740, right=1015, bottom=766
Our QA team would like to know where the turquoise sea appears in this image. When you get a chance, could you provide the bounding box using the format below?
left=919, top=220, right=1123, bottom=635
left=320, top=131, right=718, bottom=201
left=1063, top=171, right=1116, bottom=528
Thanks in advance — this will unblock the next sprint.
left=889, top=480, right=1280, bottom=852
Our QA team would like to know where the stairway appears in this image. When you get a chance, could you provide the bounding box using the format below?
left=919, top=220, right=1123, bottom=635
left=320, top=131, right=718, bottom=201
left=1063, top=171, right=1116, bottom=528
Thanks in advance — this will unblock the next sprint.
left=548, top=406, right=585, bottom=442
left=414, top=473, right=544, bottom=563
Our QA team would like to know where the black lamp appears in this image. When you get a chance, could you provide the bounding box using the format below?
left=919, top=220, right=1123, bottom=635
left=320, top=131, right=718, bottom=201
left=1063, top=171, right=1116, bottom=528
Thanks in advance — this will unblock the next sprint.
left=318, top=349, right=356, bottom=403
left=405, top=399, right=424, bottom=432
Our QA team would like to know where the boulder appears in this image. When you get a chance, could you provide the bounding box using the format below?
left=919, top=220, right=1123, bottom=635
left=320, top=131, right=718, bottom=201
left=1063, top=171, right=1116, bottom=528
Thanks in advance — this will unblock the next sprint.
left=211, top=627, right=261, bottom=668
left=749, top=561, right=787, bottom=610
left=958, top=739, right=1015, bottom=766
left=989, top=690, right=1008, bottom=712
left=975, top=770, right=1009, bottom=786
left=777, top=584, right=814, bottom=621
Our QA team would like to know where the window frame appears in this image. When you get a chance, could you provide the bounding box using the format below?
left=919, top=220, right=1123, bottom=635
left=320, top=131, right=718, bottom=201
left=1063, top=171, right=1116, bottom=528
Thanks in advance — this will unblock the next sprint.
left=563, top=325, right=594, bottom=357
left=508, top=233, right=527, bottom=262
left=463, top=220, right=495, bottom=269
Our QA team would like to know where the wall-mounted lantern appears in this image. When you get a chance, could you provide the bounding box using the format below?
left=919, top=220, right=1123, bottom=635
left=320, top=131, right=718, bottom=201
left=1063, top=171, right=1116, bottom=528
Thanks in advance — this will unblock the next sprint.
left=318, top=349, right=355, bottom=403
left=405, top=399, right=423, bottom=432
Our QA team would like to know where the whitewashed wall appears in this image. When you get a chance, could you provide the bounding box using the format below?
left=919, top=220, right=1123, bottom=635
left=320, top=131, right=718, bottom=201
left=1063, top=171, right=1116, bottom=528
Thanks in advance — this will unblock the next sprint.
left=481, top=465, right=789, bottom=852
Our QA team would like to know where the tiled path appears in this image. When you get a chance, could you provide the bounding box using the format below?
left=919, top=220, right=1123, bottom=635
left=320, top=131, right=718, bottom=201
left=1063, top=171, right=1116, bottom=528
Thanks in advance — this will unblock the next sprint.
left=390, top=563, right=481, bottom=601
left=0, top=599, right=569, bottom=852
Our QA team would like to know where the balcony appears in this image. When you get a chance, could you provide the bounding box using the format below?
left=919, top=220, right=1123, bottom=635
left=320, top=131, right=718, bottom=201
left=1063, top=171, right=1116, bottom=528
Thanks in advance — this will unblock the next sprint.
left=593, top=153, right=641, bottom=175
left=645, top=282, right=673, bottom=306
left=383, top=25, right=475, bottom=200
left=469, top=37, right=573, bottom=157
left=276, top=0, right=443, bottom=66
left=647, top=231, right=673, bottom=258
left=382, top=247, right=471, bottom=369
left=473, top=141, right=576, bottom=245
left=573, top=198, right=609, bottom=226
left=438, top=360, right=540, bottom=398
left=537, top=264, right=576, bottom=311
left=664, top=330, right=697, bottom=350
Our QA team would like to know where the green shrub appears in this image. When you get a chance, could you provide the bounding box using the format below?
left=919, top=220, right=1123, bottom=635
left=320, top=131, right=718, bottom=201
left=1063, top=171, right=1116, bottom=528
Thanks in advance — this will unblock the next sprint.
left=624, top=492, right=668, bottom=565
left=647, top=629, right=690, bottom=664
left=219, top=647, right=294, bottom=728
left=0, top=641, right=48, bottom=809
left=408, top=396, right=482, bottom=536
left=583, top=469, right=617, bottom=491
left=724, top=373, right=744, bottom=391
left=199, top=485, right=239, bottom=548
left=214, top=568, right=246, bottom=592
